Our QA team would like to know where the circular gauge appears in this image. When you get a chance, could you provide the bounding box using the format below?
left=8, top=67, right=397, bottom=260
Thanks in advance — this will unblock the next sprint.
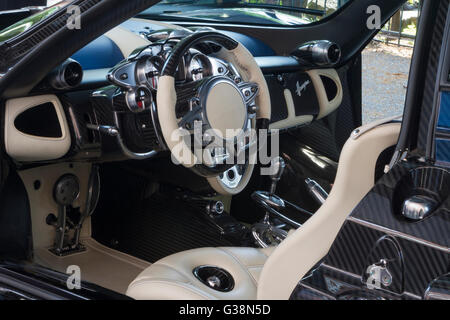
left=126, top=86, right=153, bottom=113
left=137, top=56, right=164, bottom=90
left=187, top=53, right=212, bottom=81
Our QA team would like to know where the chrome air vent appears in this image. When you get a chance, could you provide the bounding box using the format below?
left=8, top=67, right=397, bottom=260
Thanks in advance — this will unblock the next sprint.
left=292, top=40, right=341, bottom=68
left=48, top=59, right=83, bottom=90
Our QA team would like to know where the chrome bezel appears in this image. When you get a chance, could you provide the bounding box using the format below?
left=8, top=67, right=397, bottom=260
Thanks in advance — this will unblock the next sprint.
left=108, top=60, right=137, bottom=88
left=136, top=55, right=164, bottom=90
left=125, top=86, right=153, bottom=113
left=186, top=52, right=213, bottom=81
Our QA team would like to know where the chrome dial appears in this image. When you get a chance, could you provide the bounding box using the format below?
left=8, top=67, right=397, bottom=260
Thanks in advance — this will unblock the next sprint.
left=136, top=56, right=163, bottom=90
left=187, top=53, right=212, bottom=81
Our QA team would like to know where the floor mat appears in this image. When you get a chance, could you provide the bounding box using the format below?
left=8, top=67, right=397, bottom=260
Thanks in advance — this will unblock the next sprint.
left=35, top=238, right=150, bottom=294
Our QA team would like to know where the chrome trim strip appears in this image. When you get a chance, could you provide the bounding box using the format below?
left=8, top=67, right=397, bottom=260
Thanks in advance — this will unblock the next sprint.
left=404, top=292, right=423, bottom=300
left=347, top=217, right=449, bottom=253
left=113, top=112, right=158, bottom=160
left=322, top=263, right=360, bottom=280
left=297, top=283, right=336, bottom=300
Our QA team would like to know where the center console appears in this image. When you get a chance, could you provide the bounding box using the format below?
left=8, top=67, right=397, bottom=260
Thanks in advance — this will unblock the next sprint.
left=251, top=157, right=314, bottom=247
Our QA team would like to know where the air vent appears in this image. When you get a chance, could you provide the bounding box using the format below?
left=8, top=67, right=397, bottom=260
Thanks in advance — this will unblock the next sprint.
left=14, top=103, right=62, bottom=138
left=292, top=40, right=341, bottom=67
left=320, top=76, right=338, bottom=101
left=48, top=59, right=83, bottom=90
left=193, top=266, right=234, bottom=292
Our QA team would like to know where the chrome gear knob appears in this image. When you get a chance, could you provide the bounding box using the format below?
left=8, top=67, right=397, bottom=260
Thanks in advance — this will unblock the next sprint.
left=269, top=157, right=286, bottom=195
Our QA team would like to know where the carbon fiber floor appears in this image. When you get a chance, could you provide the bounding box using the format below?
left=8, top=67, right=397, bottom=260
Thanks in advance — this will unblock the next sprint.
left=127, top=196, right=232, bottom=263
left=92, top=165, right=234, bottom=263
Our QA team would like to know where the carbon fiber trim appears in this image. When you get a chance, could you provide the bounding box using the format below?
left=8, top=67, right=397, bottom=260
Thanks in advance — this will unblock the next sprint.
left=294, top=162, right=449, bottom=299
left=417, top=0, right=449, bottom=152
left=350, top=165, right=449, bottom=246
left=0, top=0, right=101, bottom=71
left=266, top=75, right=288, bottom=123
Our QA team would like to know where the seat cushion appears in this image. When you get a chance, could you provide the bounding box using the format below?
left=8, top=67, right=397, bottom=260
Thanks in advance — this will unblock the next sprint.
left=126, top=247, right=271, bottom=300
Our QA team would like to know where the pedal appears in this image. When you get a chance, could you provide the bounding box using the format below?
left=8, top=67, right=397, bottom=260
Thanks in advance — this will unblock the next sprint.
left=50, top=174, right=82, bottom=256
left=72, top=165, right=101, bottom=249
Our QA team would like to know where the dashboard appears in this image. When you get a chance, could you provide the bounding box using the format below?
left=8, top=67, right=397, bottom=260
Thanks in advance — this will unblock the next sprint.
left=4, top=18, right=344, bottom=167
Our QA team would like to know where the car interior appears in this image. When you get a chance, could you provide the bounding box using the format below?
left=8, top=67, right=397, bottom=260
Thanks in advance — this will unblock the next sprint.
left=0, top=0, right=448, bottom=300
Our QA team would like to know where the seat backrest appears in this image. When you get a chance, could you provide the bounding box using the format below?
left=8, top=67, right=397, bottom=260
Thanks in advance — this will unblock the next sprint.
left=257, top=121, right=401, bottom=299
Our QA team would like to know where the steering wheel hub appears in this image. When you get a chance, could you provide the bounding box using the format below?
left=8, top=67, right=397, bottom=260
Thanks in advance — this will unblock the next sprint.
left=201, top=77, right=247, bottom=140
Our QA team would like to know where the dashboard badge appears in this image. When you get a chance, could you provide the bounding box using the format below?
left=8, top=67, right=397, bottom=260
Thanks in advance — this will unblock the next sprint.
left=296, top=80, right=311, bottom=97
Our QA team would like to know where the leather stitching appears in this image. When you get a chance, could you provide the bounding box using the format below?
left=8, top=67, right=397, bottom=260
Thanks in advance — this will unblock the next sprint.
left=217, top=248, right=259, bottom=287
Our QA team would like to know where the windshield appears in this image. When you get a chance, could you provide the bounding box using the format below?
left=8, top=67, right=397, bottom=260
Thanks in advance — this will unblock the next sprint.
left=0, top=1, right=71, bottom=43
left=0, top=0, right=350, bottom=43
left=139, top=0, right=352, bottom=26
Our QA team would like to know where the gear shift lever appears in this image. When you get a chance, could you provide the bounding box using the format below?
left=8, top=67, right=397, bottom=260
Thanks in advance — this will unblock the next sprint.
left=253, top=157, right=286, bottom=216
left=250, top=157, right=289, bottom=247
left=252, top=157, right=287, bottom=210
left=251, top=157, right=315, bottom=247
left=254, top=157, right=286, bottom=210
left=269, top=157, right=286, bottom=196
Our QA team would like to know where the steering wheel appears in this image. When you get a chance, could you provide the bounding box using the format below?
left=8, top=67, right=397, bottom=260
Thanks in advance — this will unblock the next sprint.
left=156, top=31, right=271, bottom=195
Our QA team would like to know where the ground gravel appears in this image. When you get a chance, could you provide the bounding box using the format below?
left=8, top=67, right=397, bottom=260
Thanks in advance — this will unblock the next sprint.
left=362, top=42, right=413, bottom=124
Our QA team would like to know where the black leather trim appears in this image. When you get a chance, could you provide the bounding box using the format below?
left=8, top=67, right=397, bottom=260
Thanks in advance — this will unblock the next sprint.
left=255, top=56, right=301, bottom=74
left=257, top=118, right=270, bottom=131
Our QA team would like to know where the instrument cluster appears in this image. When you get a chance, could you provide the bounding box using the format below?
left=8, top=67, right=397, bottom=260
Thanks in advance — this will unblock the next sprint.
left=108, top=42, right=232, bottom=113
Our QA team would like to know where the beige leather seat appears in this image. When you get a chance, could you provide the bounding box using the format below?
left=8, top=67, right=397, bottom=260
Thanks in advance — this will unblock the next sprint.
left=127, top=247, right=273, bottom=300
left=127, top=119, right=401, bottom=300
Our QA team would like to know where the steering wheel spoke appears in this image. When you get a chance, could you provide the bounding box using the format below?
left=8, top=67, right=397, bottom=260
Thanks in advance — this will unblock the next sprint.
left=235, top=119, right=257, bottom=157
left=200, top=144, right=229, bottom=167
left=178, top=102, right=203, bottom=130
left=238, top=81, right=259, bottom=114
